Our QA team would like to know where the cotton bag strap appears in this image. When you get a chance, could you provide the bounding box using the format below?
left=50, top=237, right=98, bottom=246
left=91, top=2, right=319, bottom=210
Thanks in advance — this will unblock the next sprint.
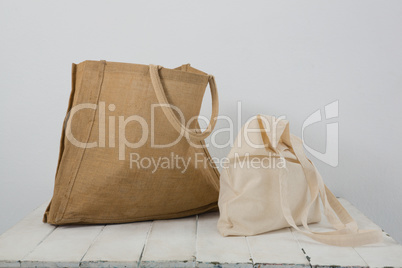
left=290, top=135, right=356, bottom=232
left=149, top=64, right=219, bottom=141
left=282, top=137, right=382, bottom=246
left=256, top=116, right=382, bottom=247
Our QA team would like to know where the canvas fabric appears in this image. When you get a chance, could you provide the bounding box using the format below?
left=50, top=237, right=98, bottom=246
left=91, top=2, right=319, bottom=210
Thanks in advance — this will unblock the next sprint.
left=218, top=115, right=382, bottom=246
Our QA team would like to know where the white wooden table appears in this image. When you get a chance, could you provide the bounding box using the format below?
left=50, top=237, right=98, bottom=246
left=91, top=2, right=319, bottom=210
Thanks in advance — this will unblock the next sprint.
left=0, top=199, right=401, bottom=268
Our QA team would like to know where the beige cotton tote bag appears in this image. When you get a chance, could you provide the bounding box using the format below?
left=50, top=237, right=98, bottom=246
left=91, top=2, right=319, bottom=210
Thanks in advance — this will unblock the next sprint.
left=44, top=60, right=220, bottom=225
left=218, top=115, right=382, bottom=246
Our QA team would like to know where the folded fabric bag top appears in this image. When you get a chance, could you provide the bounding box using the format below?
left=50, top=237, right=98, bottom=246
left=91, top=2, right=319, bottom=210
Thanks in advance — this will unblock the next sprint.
left=218, top=114, right=382, bottom=247
left=44, top=61, right=220, bottom=225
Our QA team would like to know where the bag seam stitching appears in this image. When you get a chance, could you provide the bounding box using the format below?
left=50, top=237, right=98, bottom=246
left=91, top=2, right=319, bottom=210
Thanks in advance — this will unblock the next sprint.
left=57, top=61, right=106, bottom=222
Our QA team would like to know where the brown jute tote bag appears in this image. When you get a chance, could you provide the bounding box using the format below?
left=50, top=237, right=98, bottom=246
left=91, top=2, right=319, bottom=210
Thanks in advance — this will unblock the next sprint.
left=43, top=60, right=220, bottom=225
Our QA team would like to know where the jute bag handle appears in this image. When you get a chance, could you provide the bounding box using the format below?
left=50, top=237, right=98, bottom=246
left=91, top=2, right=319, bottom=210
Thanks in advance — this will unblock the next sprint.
left=257, top=116, right=382, bottom=246
left=149, top=64, right=219, bottom=141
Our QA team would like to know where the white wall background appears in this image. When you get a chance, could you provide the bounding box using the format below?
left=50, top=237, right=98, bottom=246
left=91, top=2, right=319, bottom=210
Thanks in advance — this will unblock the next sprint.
left=1, top=0, right=401, bottom=243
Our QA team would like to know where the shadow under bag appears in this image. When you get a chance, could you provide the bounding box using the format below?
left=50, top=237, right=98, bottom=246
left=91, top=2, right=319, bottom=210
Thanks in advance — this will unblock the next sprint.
left=44, top=61, right=220, bottom=225
left=218, top=115, right=382, bottom=247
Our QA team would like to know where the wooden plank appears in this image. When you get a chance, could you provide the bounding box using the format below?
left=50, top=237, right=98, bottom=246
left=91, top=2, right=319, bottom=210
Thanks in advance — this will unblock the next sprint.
left=291, top=229, right=368, bottom=267
left=355, top=234, right=402, bottom=268
left=81, top=221, right=152, bottom=268
left=246, top=228, right=309, bottom=267
left=140, top=216, right=197, bottom=267
left=290, top=200, right=368, bottom=267
left=196, top=212, right=253, bottom=268
left=339, top=199, right=402, bottom=268
left=21, top=224, right=104, bottom=268
left=1, top=199, right=401, bottom=267
left=0, top=203, right=55, bottom=268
